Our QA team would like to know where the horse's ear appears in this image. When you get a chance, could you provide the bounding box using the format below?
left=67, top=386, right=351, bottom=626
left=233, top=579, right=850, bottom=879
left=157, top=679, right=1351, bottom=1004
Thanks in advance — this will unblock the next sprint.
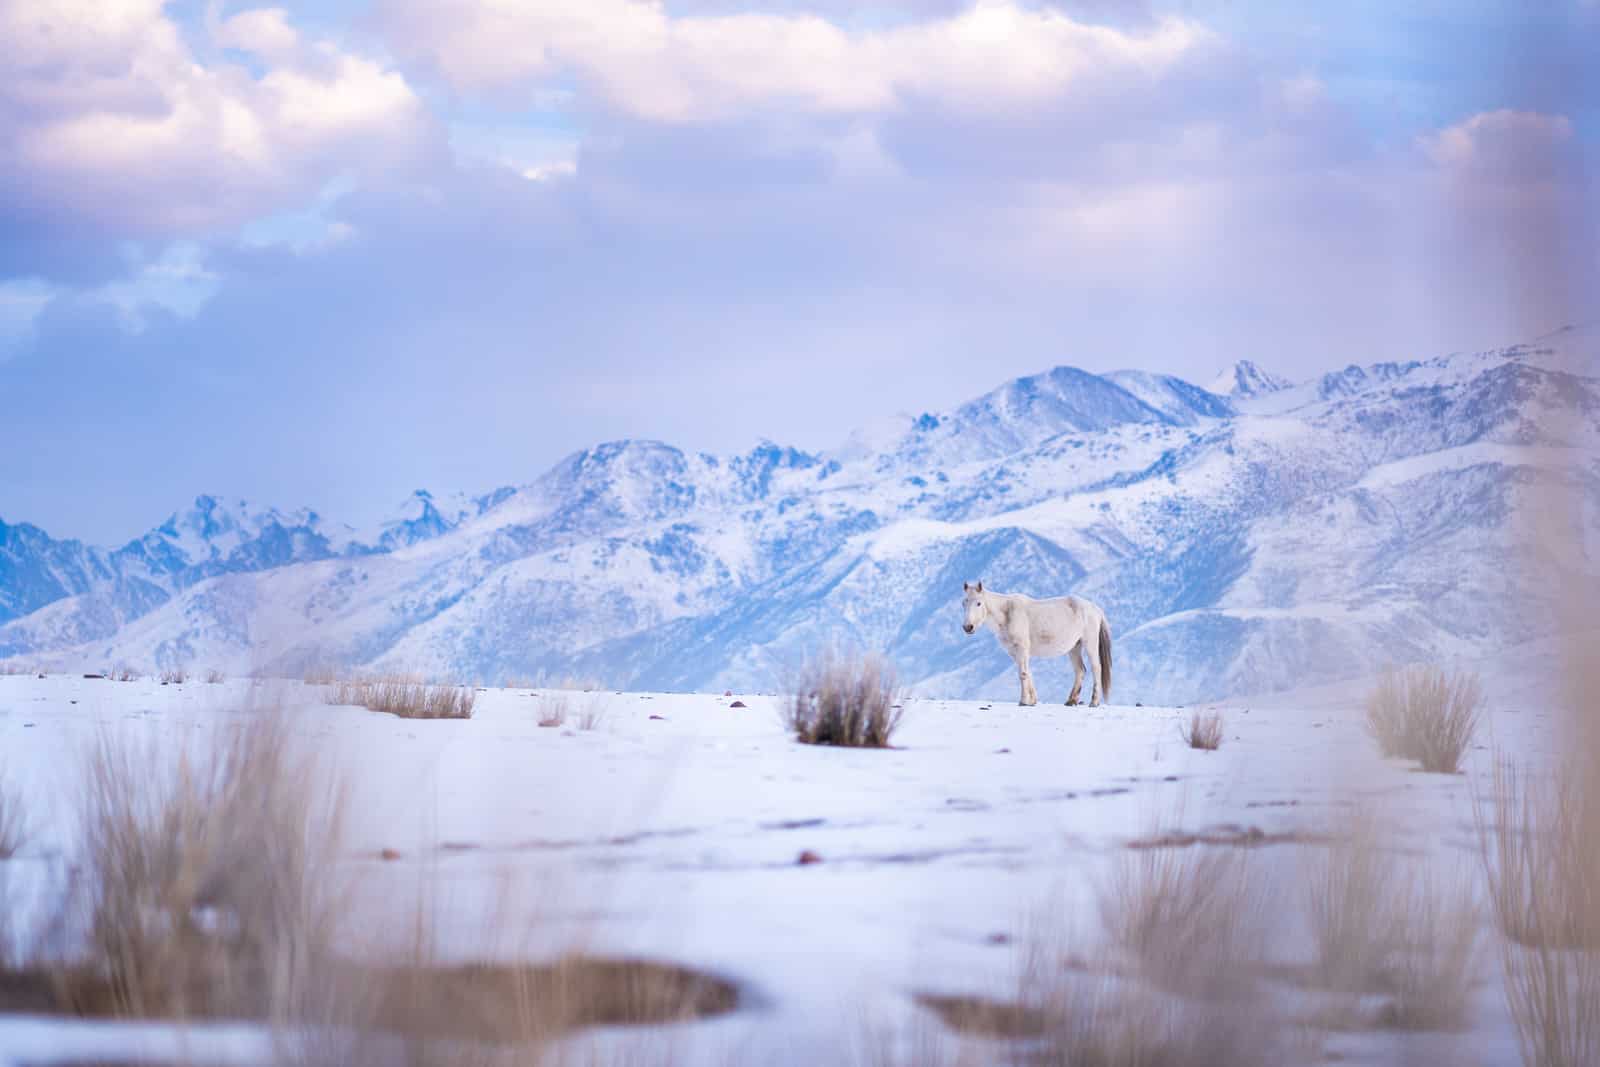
left=962, top=581, right=970, bottom=592
left=976, top=580, right=983, bottom=592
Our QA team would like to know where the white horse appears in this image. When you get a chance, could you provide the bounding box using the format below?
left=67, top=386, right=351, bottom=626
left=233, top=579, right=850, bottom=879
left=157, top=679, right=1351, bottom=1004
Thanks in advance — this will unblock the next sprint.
left=961, top=581, right=1113, bottom=707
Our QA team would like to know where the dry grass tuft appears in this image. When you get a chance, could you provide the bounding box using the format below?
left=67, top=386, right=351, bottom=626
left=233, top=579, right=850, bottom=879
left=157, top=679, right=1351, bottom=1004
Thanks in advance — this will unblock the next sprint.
left=158, top=667, right=187, bottom=685
left=0, top=663, right=32, bottom=676
left=528, top=681, right=609, bottom=731
left=1480, top=759, right=1600, bottom=952
left=1478, top=755, right=1600, bottom=1066
left=1305, top=818, right=1396, bottom=992
left=71, top=713, right=350, bottom=1021
left=577, top=696, right=609, bottom=731
left=114, top=666, right=139, bottom=682
left=1305, top=816, right=1479, bottom=1028
left=204, top=668, right=226, bottom=684
left=784, top=649, right=903, bottom=748
left=1365, top=665, right=1482, bottom=773
left=353, top=955, right=737, bottom=1057
left=0, top=769, right=29, bottom=860
left=948, top=845, right=1288, bottom=1067
left=1385, top=867, right=1480, bottom=1030
left=328, top=674, right=475, bottom=720
left=0, top=714, right=742, bottom=1063
left=537, top=692, right=570, bottom=728
left=1179, top=710, right=1224, bottom=751
left=302, top=663, right=343, bottom=686
left=1032, top=979, right=1281, bottom=1067
left=1101, top=842, right=1269, bottom=995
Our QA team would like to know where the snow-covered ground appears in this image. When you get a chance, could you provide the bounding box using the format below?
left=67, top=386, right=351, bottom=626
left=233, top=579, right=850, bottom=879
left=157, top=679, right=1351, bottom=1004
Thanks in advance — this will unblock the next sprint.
left=0, top=673, right=1564, bottom=1065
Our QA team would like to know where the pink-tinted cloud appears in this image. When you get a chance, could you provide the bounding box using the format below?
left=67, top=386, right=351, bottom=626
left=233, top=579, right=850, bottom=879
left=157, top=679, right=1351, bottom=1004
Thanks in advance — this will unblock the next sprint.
left=0, top=1, right=440, bottom=280
left=377, top=0, right=1214, bottom=122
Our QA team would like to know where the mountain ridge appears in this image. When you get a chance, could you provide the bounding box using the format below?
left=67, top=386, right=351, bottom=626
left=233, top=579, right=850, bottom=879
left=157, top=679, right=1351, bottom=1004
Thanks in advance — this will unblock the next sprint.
left=3, top=331, right=1595, bottom=703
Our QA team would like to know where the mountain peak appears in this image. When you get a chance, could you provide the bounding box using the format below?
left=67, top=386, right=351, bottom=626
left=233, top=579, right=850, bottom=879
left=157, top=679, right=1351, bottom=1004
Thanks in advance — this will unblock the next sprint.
left=1208, top=359, right=1292, bottom=399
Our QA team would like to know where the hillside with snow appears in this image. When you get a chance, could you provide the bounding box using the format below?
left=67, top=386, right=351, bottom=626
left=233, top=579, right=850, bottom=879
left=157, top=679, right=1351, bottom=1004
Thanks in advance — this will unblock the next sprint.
left=2, top=327, right=1596, bottom=704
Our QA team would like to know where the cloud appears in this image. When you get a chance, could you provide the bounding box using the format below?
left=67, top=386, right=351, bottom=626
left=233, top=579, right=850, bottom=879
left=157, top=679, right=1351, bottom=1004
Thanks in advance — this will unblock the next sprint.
left=214, top=7, right=301, bottom=63
left=1421, top=109, right=1577, bottom=179
left=4, top=0, right=1596, bottom=545
left=377, top=0, right=1214, bottom=122
left=0, top=1, right=441, bottom=282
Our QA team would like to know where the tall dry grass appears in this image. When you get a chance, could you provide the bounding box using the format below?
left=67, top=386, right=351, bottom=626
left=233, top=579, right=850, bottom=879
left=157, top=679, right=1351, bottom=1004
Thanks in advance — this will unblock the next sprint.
left=1365, top=665, right=1482, bottom=772
left=537, top=692, right=570, bottom=728
left=328, top=674, right=476, bottom=719
left=303, top=663, right=343, bottom=686
left=1305, top=818, right=1398, bottom=993
left=1479, top=756, right=1600, bottom=1066
left=1179, top=710, right=1224, bottom=751
left=897, top=835, right=1286, bottom=1067
left=0, top=708, right=738, bottom=1063
left=1007, top=836, right=1285, bottom=1066
left=1102, top=842, right=1271, bottom=996
left=1304, top=814, right=1480, bottom=1028
left=0, top=766, right=29, bottom=860
left=1385, top=867, right=1481, bottom=1030
left=73, top=713, right=351, bottom=1022
left=785, top=649, right=903, bottom=748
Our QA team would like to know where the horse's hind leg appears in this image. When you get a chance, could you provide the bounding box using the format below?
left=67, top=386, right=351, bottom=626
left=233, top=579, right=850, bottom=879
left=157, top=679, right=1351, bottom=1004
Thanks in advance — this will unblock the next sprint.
left=1066, top=644, right=1085, bottom=706
left=1084, top=637, right=1103, bottom=707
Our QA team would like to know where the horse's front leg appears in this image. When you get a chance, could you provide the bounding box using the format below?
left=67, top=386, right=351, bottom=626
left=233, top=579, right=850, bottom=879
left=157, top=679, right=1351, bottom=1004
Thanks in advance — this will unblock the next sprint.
left=1014, top=648, right=1038, bottom=707
left=1066, top=644, right=1085, bottom=706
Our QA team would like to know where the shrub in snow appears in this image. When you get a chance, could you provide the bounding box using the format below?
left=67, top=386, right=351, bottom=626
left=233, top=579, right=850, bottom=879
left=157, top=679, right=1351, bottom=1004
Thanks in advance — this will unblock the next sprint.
left=327, top=674, right=475, bottom=719
left=1180, top=710, right=1224, bottom=750
left=75, top=713, right=348, bottom=1019
left=537, top=692, right=569, bottom=728
left=1365, top=666, right=1481, bottom=773
left=784, top=650, right=903, bottom=748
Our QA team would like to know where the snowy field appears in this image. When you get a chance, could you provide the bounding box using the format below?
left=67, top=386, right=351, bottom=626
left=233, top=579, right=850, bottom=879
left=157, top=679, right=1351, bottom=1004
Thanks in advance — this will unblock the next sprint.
left=0, top=672, right=1568, bottom=1065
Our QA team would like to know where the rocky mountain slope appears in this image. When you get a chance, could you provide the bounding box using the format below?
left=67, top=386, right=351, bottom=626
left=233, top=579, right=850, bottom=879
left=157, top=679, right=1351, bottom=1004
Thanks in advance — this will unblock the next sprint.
left=3, top=327, right=1595, bottom=704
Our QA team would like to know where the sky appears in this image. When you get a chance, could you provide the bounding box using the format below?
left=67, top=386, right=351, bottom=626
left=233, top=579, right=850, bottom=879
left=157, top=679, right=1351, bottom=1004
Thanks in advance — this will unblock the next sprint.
left=2, top=0, right=1597, bottom=544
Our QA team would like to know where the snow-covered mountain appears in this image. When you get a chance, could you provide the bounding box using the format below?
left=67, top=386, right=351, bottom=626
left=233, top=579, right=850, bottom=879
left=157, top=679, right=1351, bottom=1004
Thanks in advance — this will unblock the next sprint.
left=1207, top=358, right=1292, bottom=400
left=0, top=492, right=488, bottom=655
left=3, top=329, right=1596, bottom=704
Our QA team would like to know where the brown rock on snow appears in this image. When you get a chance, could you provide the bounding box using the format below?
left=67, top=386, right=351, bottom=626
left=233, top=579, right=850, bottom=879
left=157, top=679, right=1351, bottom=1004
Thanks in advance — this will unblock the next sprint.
left=797, top=850, right=823, bottom=866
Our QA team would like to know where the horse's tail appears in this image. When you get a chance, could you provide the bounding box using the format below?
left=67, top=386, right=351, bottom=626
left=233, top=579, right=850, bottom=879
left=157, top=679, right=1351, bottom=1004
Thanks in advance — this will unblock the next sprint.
left=1098, top=617, right=1113, bottom=700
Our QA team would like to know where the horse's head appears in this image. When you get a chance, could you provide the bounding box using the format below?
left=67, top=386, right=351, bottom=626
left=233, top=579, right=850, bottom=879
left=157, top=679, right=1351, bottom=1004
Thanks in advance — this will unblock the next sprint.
left=961, top=581, right=987, bottom=634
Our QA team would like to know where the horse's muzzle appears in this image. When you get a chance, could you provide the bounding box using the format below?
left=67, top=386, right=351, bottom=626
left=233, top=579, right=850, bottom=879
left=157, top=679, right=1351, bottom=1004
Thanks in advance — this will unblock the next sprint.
left=963, top=624, right=974, bottom=634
